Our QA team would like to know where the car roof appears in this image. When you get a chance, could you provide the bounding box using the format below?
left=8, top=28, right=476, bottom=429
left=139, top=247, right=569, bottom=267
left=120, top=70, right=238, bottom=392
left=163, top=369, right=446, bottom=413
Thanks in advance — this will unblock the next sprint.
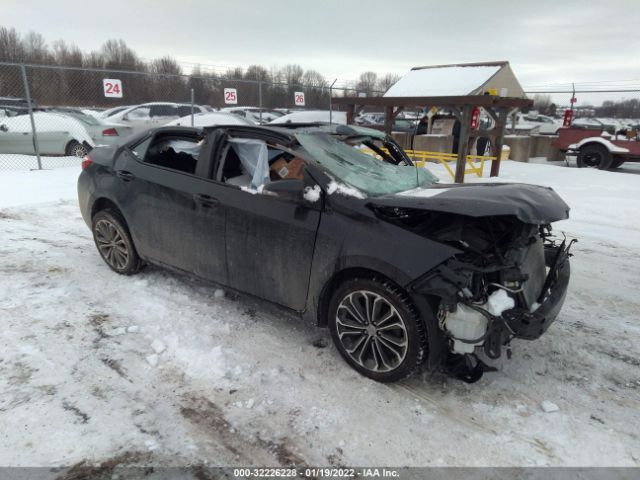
left=136, top=123, right=386, bottom=149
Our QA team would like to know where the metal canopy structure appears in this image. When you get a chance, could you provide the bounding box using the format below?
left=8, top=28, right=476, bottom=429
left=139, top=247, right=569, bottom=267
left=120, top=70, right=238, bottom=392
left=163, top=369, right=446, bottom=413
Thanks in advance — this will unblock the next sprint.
left=332, top=95, right=532, bottom=183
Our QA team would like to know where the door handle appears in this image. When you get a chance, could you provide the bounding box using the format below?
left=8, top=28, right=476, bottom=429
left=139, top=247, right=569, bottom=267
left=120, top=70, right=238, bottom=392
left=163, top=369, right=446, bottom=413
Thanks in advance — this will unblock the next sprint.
left=116, top=170, right=135, bottom=181
left=193, top=193, right=219, bottom=208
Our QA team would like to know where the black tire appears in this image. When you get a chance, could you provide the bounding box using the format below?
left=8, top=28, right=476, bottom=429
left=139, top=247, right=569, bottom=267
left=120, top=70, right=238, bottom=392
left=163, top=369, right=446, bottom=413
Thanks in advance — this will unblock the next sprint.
left=609, top=158, right=625, bottom=169
left=92, top=209, right=142, bottom=275
left=328, top=277, right=426, bottom=382
left=576, top=144, right=612, bottom=170
left=66, top=140, right=89, bottom=158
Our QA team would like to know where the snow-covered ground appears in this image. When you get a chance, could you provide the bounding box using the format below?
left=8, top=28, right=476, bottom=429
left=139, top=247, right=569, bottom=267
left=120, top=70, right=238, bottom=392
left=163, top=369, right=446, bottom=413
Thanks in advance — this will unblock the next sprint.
left=0, top=154, right=81, bottom=172
left=0, top=160, right=639, bottom=470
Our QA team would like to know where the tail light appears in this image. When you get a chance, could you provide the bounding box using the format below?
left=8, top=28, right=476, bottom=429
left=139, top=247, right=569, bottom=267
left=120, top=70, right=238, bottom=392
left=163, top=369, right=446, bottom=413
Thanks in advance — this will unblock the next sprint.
left=81, top=156, right=93, bottom=170
left=102, top=128, right=118, bottom=136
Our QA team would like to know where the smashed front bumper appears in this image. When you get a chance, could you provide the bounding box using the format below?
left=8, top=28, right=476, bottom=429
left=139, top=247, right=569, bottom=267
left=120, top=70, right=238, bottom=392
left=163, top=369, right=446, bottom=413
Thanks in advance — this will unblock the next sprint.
left=501, top=241, right=572, bottom=341
left=409, top=236, right=574, bottom=375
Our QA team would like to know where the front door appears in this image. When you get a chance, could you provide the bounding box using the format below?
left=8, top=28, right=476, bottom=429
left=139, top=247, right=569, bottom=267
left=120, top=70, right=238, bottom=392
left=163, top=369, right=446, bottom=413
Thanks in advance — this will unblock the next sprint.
left=219, top=182, right=321, bottom=311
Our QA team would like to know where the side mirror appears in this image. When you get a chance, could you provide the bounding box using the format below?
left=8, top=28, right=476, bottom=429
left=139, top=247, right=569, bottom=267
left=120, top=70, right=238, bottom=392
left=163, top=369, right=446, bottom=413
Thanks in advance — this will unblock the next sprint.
left=0, top=124, right=7, bottom=132
left=263, top=179, right=304, bottom=200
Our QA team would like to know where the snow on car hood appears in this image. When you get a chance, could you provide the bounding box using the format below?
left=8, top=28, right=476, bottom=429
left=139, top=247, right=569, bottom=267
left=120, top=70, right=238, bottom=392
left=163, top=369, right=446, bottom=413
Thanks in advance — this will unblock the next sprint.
left=370, top=183, right=570, bottom=224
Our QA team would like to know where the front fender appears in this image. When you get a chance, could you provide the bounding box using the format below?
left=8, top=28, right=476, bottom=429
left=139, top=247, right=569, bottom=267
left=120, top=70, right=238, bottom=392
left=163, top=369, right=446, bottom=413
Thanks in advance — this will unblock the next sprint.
left=568, top=137, right=630, bottom=153
left=303, top=205, right=460, bottom=324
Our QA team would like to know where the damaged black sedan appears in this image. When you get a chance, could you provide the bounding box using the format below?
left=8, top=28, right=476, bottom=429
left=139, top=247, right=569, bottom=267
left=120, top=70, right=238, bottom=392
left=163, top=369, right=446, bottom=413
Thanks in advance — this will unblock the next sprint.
left=78, top=123, right=573, bottom=383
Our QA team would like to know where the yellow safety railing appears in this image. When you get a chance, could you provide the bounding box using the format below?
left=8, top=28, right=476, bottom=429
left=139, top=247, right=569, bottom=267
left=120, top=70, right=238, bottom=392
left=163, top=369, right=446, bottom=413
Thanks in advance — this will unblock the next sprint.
left=404, top=150, right=496, bottom=180
left=362, top=148, right=496, bottom=181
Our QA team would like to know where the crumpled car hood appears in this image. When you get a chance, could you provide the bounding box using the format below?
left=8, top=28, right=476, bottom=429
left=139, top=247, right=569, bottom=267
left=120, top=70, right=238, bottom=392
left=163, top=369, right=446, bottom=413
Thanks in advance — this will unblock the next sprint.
left=370, top=183, right=570, bottom=224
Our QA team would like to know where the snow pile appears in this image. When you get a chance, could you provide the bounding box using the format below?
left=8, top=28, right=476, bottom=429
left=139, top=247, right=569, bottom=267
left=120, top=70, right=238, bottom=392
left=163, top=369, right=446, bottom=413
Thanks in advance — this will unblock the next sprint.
left=303, top=185, right=322, bottom=202
left=486, top=289, right=515, bottom=316
left=397, top=187, right=450, bottom=198
left=171, top=343, right=227, bottom=380
left=151, top=339, right=167, bottom=355
left=240, top=184, right=265, bottom=195
left=327, top=180, right=365, bottom=199
left=541, top=400, right=560, bottom=413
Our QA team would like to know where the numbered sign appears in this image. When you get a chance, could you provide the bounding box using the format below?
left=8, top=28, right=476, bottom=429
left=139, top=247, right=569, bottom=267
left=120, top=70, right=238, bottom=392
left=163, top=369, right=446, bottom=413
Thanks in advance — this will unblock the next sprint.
left=224, top=88, right=238, bottom=105
left=103, top=79, right=123, bottom=98
left=294, top=91, right=305, bottom=106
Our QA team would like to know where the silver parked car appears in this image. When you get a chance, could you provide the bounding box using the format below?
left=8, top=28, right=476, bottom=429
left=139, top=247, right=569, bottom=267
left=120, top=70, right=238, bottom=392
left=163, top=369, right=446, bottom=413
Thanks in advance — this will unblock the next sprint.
left=43, top=108, right=134, bottom=147
left=0, top=112, right=94, bottom=157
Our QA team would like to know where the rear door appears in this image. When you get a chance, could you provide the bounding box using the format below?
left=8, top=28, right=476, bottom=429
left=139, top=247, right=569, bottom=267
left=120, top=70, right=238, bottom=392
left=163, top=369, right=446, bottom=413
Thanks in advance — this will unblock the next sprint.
left=113, top=129, right=228, bottom=284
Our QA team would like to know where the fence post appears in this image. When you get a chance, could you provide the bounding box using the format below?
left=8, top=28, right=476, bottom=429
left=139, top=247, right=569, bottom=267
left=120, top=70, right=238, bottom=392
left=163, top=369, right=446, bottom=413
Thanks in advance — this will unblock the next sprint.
left=258, top=72, right=263, bottom=124
left=329, top=79, right=337, bottom=124
left=20, top=64, right=42, bottom=170
left=190, top=88, right=195, bottom=127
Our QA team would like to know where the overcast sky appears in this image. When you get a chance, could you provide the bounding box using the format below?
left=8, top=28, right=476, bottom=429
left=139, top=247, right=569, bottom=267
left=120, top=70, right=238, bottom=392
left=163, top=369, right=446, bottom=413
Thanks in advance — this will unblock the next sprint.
left=3, top=0, right=639, bottom=105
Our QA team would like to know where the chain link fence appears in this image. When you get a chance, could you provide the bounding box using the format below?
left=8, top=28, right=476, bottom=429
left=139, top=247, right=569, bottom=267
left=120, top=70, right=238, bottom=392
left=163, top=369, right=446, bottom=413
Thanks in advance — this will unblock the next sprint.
left=0, top=62, right=368, bottom=171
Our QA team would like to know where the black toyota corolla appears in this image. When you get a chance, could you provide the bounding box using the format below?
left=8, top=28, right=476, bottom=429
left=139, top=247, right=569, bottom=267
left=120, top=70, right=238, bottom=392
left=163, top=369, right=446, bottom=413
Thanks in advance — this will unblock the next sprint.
left=78, top=123, right=573, bottom=382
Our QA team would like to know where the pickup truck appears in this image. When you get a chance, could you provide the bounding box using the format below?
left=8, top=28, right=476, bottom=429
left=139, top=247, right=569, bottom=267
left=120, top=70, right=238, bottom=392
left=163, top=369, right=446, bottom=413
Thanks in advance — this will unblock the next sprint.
left=552, top=127, right=640, bottom=170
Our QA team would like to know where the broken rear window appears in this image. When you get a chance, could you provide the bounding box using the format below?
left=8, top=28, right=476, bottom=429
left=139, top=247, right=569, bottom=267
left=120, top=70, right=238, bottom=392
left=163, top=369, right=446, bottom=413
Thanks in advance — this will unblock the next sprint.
left=295, top=132, right=438, bottom=197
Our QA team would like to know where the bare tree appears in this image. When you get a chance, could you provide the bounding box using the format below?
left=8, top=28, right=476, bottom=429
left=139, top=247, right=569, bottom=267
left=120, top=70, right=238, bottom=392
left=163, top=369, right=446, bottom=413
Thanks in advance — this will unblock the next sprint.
left=532, top=94, right=552, bottom=114
left=101, top=39, right=140, bottom=70
left=356, top=71, right=378, bottom=97
left=376, top=73, right=400, bottom=94
left=0, top=27, right=25, bottom=62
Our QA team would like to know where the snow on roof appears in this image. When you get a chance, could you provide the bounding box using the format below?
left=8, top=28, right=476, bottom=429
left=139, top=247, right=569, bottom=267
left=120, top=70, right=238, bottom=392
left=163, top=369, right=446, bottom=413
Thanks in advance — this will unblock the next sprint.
left=384, top=64, right=502, bottom=97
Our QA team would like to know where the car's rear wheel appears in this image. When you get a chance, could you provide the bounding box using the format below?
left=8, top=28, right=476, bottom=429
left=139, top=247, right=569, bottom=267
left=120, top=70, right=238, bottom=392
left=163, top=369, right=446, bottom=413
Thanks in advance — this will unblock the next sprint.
left=577, top=144, right=612, bottom=170
left=92, top=210, right=141, bottom=275
left=328, top=277, right=426, bottom=382
left=66, top=140, right=89, bottom=158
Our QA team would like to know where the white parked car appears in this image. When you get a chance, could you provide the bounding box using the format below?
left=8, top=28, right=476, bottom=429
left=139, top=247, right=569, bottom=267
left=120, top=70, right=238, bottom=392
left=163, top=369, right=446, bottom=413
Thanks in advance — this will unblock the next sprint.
left=0, top=112, right=94, bottom=157
left=105, top=102, right=211, bottom=134
left=97, top=105, right=132, bottom=119
left=516, top=113, right=562, bottom=135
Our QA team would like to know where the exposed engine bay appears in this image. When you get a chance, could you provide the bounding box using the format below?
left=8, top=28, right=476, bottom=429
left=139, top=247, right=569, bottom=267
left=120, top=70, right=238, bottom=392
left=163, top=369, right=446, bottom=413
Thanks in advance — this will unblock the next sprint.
left=374, top=206, right=575, bottom=382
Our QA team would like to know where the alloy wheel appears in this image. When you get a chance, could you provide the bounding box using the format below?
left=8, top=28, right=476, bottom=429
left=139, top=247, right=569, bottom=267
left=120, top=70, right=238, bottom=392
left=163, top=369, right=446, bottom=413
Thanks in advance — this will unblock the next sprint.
left=94, top=219, right=129, bottom=270
left=335, top=290, right=408, bottom=373
left=71, top=144, right=88, bottom=158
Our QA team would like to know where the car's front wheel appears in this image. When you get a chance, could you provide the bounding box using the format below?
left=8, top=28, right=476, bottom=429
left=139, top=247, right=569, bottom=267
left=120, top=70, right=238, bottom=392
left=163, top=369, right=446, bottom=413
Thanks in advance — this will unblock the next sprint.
left=328, top=278, right=426, bottom=382
left=92, top=210, right=142, bottom=275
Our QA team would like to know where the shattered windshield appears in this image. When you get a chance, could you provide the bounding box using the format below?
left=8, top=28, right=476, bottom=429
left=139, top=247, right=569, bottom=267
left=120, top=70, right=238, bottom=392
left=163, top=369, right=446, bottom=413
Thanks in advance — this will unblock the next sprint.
left=295, top=132, right=438, bottom=196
